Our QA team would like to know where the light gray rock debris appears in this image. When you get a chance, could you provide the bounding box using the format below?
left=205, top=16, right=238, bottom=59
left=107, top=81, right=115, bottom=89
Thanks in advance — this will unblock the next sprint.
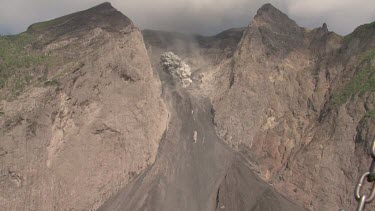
left=160, top=51, right=192, bottom=87
left=193, top=130, right=198, bottom=143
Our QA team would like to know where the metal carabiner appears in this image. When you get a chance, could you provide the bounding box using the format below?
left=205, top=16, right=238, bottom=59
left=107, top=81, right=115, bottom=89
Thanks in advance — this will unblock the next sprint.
left=355, top=172, right=375, bottom=202
left=357, top=195, right=367, bottom=211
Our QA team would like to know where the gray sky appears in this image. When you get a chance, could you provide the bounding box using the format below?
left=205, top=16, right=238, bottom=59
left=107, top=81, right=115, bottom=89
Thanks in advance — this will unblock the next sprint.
left=0, top=0, right=374, bottom=36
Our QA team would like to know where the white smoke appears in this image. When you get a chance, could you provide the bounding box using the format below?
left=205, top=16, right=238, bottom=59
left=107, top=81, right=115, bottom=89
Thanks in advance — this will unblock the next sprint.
left=160, top=52, right=192, bottom=88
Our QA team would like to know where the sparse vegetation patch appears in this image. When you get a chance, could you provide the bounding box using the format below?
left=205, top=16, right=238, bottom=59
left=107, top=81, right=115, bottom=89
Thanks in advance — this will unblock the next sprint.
left=332, top=49, right=375, bottom=106
left=0, top=32, right=55, bottom=98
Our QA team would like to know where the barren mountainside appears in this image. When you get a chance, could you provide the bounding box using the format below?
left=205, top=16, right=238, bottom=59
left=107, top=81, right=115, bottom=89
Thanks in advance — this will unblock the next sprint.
left=0, top=2, right=374, bottom=211
left=0, top=3, right=168, bottom=210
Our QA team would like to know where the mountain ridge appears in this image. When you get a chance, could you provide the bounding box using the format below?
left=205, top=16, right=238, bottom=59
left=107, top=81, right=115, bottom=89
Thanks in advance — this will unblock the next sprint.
left=0, top=2, right=374, bottom=211
left=27, top=2, right=133, bottom=35
left=0, top=2, right=168, bottom=210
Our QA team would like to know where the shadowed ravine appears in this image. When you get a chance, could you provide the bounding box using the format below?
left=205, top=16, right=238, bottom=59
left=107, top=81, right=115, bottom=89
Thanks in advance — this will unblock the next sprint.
left=97, top=64, right=305, bottom=211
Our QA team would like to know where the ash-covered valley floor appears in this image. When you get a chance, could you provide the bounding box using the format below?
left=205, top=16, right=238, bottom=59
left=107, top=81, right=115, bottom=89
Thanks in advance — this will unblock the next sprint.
left=98, top=51, right=305, bottom=211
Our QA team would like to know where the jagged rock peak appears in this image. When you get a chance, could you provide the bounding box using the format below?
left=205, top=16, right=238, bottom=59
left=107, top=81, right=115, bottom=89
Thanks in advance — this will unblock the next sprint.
left=315, top=22, right=329, bottom=34
left=27, top=2, right=133, bottom=34
left=250, top=3, right=302, bottom=33
left=244, top=3, right=304, bottom=54
left=254, top=3, right=296, bottom=25
left=322, top=23, right=328, bottom=31
left=257, top=3, right=281, bottom=14
left=90, top=2, right=116, bottom=11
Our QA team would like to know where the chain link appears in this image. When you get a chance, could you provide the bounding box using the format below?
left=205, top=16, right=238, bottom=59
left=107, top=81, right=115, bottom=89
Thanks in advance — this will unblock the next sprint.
left=354, top=139, right=375, bottom=211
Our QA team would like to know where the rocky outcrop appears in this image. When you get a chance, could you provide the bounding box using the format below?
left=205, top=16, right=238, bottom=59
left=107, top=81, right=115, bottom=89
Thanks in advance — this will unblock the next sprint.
left=141, top=6, right=374, bottom=209
left=0, top=3, right=168, bottom=210
left=210, top=3, right=375, bottom=211
left=143, top=3, right=374, bottom=211
left=1, top=2, right=374, bottom=211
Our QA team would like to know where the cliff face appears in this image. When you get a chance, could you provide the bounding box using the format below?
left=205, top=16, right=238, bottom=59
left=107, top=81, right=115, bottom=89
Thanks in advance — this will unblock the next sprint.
left=143, top=4, right=375, bottom=211
left=211, top=4, right=375, bottom=211
left=1, top=2, right=374, bottom=211
left=0, top=3, right=168, bottom=210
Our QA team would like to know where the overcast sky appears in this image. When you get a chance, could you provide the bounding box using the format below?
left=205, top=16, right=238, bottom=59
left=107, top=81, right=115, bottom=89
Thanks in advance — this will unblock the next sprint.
left=0, top=0, right=374, bottom=36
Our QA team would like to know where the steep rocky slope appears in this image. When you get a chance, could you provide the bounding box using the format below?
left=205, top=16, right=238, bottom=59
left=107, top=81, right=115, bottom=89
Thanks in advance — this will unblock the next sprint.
left=210, top=4, right=375, bottom=211
left=98, top=35, right=303, bottom=211
left=143, top=4, right=375, bottom=211
left=1, top=2, right=374, bottom=211
left=91, top=6, right=304, bottom=211
left=0, top=3, right=167, bottom=210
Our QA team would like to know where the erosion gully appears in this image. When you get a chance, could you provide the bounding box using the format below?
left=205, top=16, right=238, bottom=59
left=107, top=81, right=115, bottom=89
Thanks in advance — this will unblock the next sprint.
left=98, top=65, right=305, bottom=211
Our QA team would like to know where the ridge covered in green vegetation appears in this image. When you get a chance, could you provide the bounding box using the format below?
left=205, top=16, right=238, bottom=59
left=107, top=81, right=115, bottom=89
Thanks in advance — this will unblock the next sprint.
left=0, top=32, right=54, bottom=98
left=332, top=48, right=375, bottom=106
left=343, top=22, right=375, bottom=43
left=27, top=15, right=71, bottom=33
